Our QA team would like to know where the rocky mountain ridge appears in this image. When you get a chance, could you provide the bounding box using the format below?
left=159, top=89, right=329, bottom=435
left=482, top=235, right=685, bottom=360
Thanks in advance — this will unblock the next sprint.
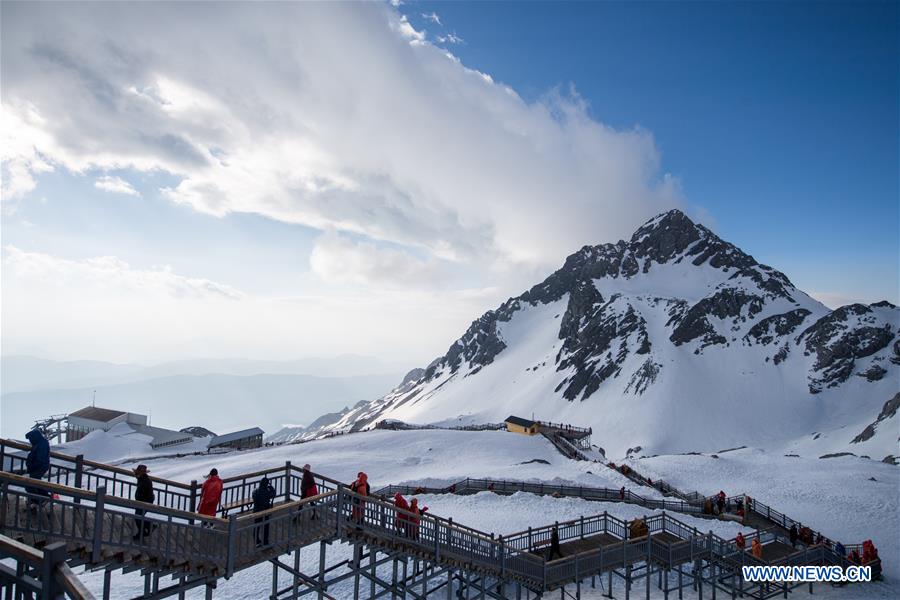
left=303, top=210, right=899, bottom=459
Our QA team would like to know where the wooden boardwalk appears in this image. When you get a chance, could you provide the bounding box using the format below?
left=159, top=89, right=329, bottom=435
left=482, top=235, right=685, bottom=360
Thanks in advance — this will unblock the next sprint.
left=0, top=439, right=881, bottom=600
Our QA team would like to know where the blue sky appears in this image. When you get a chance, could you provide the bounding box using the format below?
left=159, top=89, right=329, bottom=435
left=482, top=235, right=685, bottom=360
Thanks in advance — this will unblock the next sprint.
left=410, top=0, right=899, bottom=304
left=1, top=1, right=897, bottom=363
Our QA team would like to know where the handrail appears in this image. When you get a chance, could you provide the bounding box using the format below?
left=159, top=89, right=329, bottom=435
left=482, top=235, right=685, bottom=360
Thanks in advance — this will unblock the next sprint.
left=0, top=534, right=95, bottom=599
left=373, top=474, right=871, bottom=561
left=2, top=438, right=879, bottom=592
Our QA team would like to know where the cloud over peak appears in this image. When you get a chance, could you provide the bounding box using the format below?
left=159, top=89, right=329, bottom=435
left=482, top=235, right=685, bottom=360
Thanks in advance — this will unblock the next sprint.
left=2, top=1, right=679, bottom=287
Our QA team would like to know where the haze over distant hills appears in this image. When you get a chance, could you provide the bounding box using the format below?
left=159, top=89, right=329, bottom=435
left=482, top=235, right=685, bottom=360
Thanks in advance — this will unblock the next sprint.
left=0, top=355, right=405, bottom=439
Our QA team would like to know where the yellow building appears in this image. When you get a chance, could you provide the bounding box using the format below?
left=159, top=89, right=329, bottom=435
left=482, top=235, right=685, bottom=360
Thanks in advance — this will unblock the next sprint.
left=505, top=415, right=539, bottom=435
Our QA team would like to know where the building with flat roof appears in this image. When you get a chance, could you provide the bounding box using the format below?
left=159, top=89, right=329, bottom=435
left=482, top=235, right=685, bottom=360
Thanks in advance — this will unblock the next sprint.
left=505, top=415, right=539, bottom=435
left=66, top=406, right=148, bottom=442
left=65, top=406, right=195, bottom=450
left=209, top=427, right=264, bottom=450
left=130, top=424, right=195, bottom=449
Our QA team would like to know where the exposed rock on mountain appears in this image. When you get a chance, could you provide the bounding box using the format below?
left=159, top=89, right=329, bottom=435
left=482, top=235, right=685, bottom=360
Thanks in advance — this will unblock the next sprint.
left=302, top=210, right=898, bottom=458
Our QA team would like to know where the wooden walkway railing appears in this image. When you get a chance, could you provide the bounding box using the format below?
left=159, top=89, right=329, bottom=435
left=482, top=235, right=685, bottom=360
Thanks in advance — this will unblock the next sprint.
left=0, top=438, right=880, bottom=597
left=0, top=533, right=95, bottom=599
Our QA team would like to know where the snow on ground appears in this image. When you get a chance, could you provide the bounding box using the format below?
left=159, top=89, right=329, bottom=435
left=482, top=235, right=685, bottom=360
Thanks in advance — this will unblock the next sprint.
left=624, top=449, right=899, bottom=592
left=116, top=430, right=662, bottom=498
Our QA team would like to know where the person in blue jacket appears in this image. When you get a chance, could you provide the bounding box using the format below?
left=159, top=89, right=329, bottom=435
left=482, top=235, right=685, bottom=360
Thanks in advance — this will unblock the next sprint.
left=25, top=429, right=51, bottom=506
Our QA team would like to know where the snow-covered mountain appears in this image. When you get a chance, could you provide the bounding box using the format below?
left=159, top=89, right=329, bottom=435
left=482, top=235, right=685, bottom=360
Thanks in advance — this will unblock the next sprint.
left=309, top=210, right=899, bottom=460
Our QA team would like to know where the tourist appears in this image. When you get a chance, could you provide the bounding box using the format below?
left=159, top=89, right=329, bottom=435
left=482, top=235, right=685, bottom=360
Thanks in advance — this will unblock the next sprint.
left=198, top=468, right=223, bottom=527
left=409, top=498, right=427, bottom=540
left=751, top=537, right=763, bottom=559
left=132, top=464, right=155, bottom=541
left=619, top=486, right=626, bottom=500
left=24, top=429, right=51, bottom=508
left=548, top=526, right=564, bottom=560
left=789, top=524, right=798, bottom=548
left=394, top=492, right=410, bottom=536
left=350, top=472, right=369, bottom=525
left=716, top=491, right=726, bottom=514
left=300, top=464, right=318, bottom=498
left=735, top=532, right=746, bottom=551
left=834, top=541, right=846, bottom=557
left=252, top=476, right=276, bottom=547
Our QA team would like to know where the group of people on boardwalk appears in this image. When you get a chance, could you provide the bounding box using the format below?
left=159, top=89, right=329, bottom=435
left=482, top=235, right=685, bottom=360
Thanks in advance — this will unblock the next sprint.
left=125, top=461, right=324, bottom=545
left=16, top=432, right=883, bottom=582
left=392, top=491, right=428, bottom=539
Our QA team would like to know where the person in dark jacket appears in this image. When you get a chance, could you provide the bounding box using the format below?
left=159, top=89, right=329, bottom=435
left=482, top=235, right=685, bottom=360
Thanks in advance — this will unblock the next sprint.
left=548, top=526, right=564, bottom=560
left=789, top=524, right=798, bottom=548
left=25, top=429, right=52, bottom=506
left=253, top=476, right=276, bottom=547
left=834, top=541, right=846, bottom=557
left=132, top=464, right=155, bottom=541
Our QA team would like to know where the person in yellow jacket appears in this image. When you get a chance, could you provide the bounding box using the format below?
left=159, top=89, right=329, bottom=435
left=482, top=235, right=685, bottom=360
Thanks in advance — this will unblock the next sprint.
left=751, top=537, right=763, bottom=559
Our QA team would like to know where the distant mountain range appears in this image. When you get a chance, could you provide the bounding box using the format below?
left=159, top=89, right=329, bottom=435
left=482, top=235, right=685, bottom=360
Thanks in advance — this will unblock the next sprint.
left=303, top=210, right=898, bottom=461
left=1, top=354, right=406, bottom=394
left=1, top=355, right=404, bottom=439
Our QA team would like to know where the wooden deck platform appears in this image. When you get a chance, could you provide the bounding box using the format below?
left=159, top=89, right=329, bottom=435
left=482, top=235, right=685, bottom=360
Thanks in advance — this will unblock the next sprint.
left=761, top=541, right=799, bottom=562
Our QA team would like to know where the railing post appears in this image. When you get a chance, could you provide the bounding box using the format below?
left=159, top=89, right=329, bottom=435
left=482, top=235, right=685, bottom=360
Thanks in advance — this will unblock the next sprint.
left=542, top=554, right=548, bottom=591
left=336, top=487, right=345, bottom=535
left=284, top=461, right=292, bottom=502
left=435, top=519, right=441, bottom=560
left=499, top=535, right=506, bottom=576
left=92, top=486, right=107, bottom=563
left=226, top=514, right=237, bottom=578
left=73, top=454, right=84, bottom=504
left=0, top=481, right=8, bottom=527
left=0, top=440, right=6, bottom=472
left=41, top=541, right=67, bottom=599
left=580, top=515, right=585, bottom=539
left=189, top=480, right=199, bottom=514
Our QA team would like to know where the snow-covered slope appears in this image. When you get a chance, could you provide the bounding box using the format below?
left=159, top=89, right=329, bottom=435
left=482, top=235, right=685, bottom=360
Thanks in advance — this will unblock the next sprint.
left=312, top=210, right=899, bottom=460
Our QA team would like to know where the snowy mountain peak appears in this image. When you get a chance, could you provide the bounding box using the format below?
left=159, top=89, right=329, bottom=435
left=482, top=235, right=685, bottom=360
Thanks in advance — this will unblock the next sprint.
left=311, top=210, right=899, bottom=460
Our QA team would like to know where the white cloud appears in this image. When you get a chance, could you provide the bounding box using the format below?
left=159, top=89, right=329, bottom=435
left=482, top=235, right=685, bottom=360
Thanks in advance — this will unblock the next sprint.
left=2, top=1, right=680, bottom=282
left=436, top=33, right=464, bottom=45
left=2, top=245, right=242, bottom=300
left=94, top=175, right=140, bottom=196
left=0, top=245, right=504, bottom=364
left=310, top=231, right=444, bottom=288
left=421, top=12, right=442, bottom=26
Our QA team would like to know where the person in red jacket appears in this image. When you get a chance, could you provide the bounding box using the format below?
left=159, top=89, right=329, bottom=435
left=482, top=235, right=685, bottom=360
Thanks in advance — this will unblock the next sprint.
left=735, top=532, right=746, bottom=551
left=198, top=468, right=223, bottom=527
left=408, top=498, right=427, bottom=540
left=349, top=472, right=369, bottom=525
left=394, top=492, right=410, bottom=536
